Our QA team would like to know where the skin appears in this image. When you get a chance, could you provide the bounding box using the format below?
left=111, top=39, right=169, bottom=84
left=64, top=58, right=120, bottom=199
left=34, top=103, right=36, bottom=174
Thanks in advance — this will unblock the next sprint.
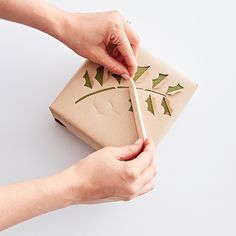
left=0, top=0, right=156, bottom=231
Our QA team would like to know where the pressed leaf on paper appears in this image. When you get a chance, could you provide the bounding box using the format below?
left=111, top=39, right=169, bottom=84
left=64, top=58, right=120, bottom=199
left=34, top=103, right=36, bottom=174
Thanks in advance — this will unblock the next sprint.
left=145, top=94, right=155, bottom=115
left=83, top=70, right=92, bottom=89
left=112, top=74, right=122, bottom=84
left=133, top=66, right=150, bottom=82
left=152, top=73, right=168, bottom=88
left=95, top=66, right=104, bottom=86
left=166, top=83, right=184, bottom=95
left=128, top=99, right=133, bottom=112
left=161, top=97, right=173, bottom=116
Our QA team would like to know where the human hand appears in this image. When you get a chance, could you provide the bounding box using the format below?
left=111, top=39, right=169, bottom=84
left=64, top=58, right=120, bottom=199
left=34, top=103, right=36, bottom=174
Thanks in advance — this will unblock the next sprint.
left=61, top=138, right=156, bottom=204
left=1, top=2, right=140, bottom=78
left=60, top=10, right=140, bottom=79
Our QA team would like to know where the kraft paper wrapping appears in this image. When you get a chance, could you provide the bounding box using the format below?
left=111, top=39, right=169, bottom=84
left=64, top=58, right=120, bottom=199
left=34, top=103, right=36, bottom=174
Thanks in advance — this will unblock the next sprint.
left=49, top=48, right=197, bottom=150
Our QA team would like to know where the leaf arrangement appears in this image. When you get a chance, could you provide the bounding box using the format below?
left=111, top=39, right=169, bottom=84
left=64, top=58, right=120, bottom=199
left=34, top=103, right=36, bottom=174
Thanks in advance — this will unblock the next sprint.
left=75, top=66, right=184, bottom=116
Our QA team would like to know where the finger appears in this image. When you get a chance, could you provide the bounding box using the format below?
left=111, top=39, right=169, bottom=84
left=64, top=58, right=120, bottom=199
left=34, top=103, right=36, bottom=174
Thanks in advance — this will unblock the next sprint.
left=123, top=22, right=140, bottom=57
left=112, top=46, right=120, bottom=58
left=137, top=158, right=156, bottom=189
left=107, top=43, right=117, bottom=56
left=131, top=43, right=140, bottom=58
left=116, top=52, right=125, bottom=64
left=94, top=47, right=130, bottom=78
left=111, top=29, right=138, bottom=77
left=112, top=47, right=125, bottom=64
left=127, top=137, right=155, bottom=174
left=135, top=179, right=156, bottom=197
left=116, top=35, right=137, bottom=77
left=115, top=138, right=144, bottom=161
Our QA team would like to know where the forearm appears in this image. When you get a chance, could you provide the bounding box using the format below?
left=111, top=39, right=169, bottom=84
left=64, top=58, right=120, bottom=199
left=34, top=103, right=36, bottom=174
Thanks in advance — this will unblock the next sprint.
left=0, top=1, right=139, bottom=77
left=0, top=0, right=66, bottom=41
left=0, top=140, right=155, bottom=230
left=0, top=172, right=71, bottom=231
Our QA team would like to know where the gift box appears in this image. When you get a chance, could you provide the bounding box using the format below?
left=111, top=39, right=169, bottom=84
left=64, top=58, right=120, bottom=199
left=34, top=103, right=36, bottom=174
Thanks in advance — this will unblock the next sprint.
left=49, top=48, right=197, bottom=150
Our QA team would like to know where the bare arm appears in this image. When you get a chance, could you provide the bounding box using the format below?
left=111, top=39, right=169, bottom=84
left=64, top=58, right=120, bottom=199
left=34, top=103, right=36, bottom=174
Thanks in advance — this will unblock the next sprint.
left=0, top=0, right=140, bottom=78
left=0, top=173, right=70, bottom=230
left=0, top=0, right=154, bottom=231
left=0, top=0, right=66, bottom=41
left=0, top=138, right=156, bottom=231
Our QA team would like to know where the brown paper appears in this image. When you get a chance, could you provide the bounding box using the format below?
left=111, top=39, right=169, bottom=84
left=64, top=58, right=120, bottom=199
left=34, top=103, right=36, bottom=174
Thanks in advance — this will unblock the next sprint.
left=49, top=48, right=197, bottom=150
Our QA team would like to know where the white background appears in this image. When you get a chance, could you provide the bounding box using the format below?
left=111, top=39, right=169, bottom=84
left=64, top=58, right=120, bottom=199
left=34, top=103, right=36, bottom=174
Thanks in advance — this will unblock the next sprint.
left=0, top=0, right=235, bottom=235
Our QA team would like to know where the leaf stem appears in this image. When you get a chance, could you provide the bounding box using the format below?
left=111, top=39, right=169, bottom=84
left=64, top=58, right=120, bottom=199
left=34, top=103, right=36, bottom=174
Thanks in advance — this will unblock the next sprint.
left=145, top=89, right=166, bottom=97
left=75, top=87, right=116, bottom=104
left=75, top=86, right=166, bottom=104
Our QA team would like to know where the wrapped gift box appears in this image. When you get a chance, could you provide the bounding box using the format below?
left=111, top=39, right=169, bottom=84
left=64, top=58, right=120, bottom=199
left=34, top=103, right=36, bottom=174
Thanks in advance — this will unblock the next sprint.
left=49, top=48, right=197, bottom=150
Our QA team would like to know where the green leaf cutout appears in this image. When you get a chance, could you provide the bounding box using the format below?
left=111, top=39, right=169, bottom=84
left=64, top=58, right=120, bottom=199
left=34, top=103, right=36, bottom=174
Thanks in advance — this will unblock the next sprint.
left=152, top=73, right=168, bottom=88
left=76, top=65, right=183, bottom=116
left=145, top=94, right=155, bottom=115
left=112, top=74, right=122, bottom=84
left=95, top=66, right=104, bottom=86
left=133, top=66, right=150, bottom=82
left=166, top=83, right=184, bottom=95
left=161, top=97, right=173, bottom=116
left=83, top=70, right=92, bottom=89
left=128, top=99, right=133, bottom=112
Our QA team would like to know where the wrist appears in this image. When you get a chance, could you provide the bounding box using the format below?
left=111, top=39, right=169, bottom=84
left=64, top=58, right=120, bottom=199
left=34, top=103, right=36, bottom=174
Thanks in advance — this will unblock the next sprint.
left=56, top=165, right=86, bottom=206
left=42, top=171, right=75, bottom=209
left=55, top=11, right=91, bottom=54
left=45, top=8, right=69, bottom=43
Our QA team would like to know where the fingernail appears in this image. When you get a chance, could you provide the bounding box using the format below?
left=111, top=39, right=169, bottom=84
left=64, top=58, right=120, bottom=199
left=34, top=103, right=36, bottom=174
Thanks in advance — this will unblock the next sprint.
left=121, top=73, right=130, bottom=80
left=134, top=138, right=142, bottom=145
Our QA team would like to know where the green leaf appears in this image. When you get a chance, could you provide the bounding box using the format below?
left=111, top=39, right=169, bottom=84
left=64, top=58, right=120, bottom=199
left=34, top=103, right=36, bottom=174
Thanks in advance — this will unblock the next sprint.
left=145, top=94, right=155, bottom=115
left=95, top=66, right=104, bottom=86
left=152, top=73, right=168, bottom=88
left=83, top=70, right=92, bottom=89
left=166, top=83, right=184, bottom=95
left=128, top=99, right=133, bottom=112
left=161, top=97, right=173, bottom=116
left=112, top=74, right=122, bottom=84
left=133, top=66, right=150, bottom=82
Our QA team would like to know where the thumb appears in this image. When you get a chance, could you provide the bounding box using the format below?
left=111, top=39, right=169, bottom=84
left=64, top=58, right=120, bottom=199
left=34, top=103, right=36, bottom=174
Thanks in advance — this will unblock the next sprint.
left=115, top=139, right=144, bottom=161
left=94, top=47, right=131, bottom=79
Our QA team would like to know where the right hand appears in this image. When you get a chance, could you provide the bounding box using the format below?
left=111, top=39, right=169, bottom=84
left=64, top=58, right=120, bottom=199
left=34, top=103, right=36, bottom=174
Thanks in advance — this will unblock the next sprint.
left=61, top=138, right=156, bottom=204
left=60, top=10, right=140, bottom=79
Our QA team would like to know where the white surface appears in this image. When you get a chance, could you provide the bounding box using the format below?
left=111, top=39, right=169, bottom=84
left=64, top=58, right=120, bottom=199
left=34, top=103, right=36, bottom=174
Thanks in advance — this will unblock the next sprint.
left=0, top=0, right=235, bottom=235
